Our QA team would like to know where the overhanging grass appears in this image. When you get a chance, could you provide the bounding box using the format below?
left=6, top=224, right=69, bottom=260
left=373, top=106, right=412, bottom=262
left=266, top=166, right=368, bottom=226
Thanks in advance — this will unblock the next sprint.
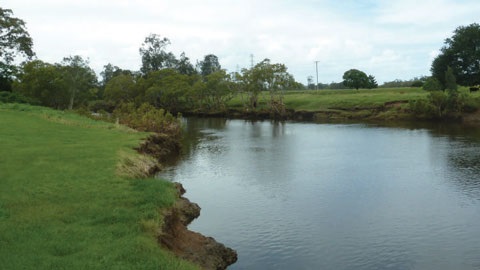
left=0, top=104, right=198, bottom=270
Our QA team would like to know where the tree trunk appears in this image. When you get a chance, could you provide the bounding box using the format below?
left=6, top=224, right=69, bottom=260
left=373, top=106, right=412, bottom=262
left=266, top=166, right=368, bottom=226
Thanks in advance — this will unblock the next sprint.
left=69, top=88, right=76, bottom=110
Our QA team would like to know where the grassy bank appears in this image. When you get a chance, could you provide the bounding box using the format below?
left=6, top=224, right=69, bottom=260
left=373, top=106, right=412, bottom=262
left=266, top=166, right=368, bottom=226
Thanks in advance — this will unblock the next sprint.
left=225, top=87, right=480, bottom=120
left=0, top=104, right=198, bottom=269
left=228, top=87, right=426, bottom=111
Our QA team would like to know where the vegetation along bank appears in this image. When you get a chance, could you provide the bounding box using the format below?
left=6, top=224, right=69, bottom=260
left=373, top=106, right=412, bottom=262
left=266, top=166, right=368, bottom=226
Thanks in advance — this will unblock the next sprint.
left=1, top=6, right=480, bottom=269
left=0, top=103, right=236, bottom=269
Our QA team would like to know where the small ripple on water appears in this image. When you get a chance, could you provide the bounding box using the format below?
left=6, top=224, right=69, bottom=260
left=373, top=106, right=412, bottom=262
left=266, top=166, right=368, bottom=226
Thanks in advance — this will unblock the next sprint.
left=164, top=119, right=480, bottom=270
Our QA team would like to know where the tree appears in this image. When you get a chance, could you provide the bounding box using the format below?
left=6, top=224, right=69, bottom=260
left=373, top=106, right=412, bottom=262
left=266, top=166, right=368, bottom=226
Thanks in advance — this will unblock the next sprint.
left=13, top=60, right=68, bottom=108
left=367, top=75, right=378, bottom=89
left=104, top=74, right=137, bottom=104
left=431, top=23, right=480, bottom=87
left=240, top=59, right=295, bottom=115
left=445, top=66, right=457, bottom=92
left=202, top=70, right=234, bottom=110
left=142, top=69, right=191, bottom=111
left=198, top=54, right=221, bottom=77
left=176, top=52, right=196, bottom=76
left=0, top=8, right=35, bottom=91
left=60, top=56, right=98, bottom=109
left=342, top=69, right=370, bottom=90
left=139, top=34, right=177, bottom=75
left=307, top=76, right=315, bottom=90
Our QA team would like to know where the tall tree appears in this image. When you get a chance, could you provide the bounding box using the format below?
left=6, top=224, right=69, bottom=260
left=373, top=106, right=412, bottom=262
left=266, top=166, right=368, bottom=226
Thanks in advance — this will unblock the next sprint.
left=176, top=52, right=196, bottom=76
left=431, top=23, right=480, bottom=87
left=60, top=56, right=97, bottom=109
left=198, top=54, right=221, bottom=77
left=0, top=7, right=35, bottom=91
left=139, top=34, right=177, bottom=75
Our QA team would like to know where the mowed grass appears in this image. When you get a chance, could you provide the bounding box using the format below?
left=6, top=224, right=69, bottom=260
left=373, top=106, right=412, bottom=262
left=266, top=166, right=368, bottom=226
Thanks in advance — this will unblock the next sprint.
left=228, top=87, right=428, bottom=111
left=0, top=104, right=198, bottom=270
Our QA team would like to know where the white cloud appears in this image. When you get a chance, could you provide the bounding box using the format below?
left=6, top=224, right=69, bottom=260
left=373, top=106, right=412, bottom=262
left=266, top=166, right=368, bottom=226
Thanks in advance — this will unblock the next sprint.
left=3, top=0, right=480, bottom=84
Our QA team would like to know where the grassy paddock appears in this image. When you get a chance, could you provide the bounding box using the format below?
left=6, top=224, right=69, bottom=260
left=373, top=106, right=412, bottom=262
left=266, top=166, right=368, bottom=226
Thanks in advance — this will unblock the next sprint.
left=227, top=87, right=480, bottom=120
left=229, top=87, right=479, bottom=111
left=0, top=104, right=198, bottom=270
left=228, top=87, right=427, bottom=111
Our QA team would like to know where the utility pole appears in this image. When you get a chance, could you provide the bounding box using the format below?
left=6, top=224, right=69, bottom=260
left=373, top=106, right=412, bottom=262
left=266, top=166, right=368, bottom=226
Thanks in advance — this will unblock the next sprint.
left=250, top=54, right=254, bottom=69
left=315, top=61, right=319, bottom=90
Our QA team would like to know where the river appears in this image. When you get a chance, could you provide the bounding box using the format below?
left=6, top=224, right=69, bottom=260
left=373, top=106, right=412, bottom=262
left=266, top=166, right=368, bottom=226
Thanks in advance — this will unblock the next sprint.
left=158, top=118, right=480, bottom=270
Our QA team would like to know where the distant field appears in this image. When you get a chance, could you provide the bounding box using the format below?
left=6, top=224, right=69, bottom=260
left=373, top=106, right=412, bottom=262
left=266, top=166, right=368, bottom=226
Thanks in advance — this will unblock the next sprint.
left=228, top=87, right=478, bottom=112
left=0, top=104, right=198, bottom=270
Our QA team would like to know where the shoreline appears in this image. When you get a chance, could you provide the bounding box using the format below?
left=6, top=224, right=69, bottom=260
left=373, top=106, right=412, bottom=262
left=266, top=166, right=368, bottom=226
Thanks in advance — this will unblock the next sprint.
left=137, top=134, right=238, bottom=270
left=160, top=183, right=238, bottom=270
left=180, top=105, right=480, bottom=124
left=138, top=106, right=480, bottom=269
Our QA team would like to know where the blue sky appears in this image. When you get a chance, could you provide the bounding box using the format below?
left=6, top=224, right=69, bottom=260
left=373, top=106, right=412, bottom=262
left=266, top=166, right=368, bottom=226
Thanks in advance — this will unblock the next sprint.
left=3, top=0, right=480, bottom=84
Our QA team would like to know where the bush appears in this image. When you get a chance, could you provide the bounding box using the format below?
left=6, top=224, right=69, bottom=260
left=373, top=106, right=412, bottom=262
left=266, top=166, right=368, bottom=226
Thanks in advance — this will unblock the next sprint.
left=112, top=103, right=182, bottom=137
left=411, top=80, right=424, bottom=87
left=409, top=98, right=433, bottom=116
left=428, top=91, right=449, bottom=117
left=463, top=96, right=480, bottom=112
left=410, top=90, right=475, bottom=118
left=423, top=77, right=443, bottom=91
left=0, top=91, right=37, bottom=104
left=88, top=100, right=116, bottom=113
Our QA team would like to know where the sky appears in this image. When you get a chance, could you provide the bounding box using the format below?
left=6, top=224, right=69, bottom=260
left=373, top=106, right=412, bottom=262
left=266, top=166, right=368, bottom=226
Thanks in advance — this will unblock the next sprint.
left=3, top=0, right=480, bottom=84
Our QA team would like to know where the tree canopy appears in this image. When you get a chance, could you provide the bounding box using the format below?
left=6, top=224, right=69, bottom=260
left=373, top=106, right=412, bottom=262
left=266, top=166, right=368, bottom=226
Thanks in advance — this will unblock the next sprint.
left=61, top=56, right=98, bottom=109
left=139, top=34, right=177, bottom=75
left=0, top=7, right=35, bottom=91
left=431, top=23, right=480, bottom=87
left=13, top=57, right=98, bottom=109
left=198, top=54, right=221, bottom=77
left=342, top=69, right=377, bottom=90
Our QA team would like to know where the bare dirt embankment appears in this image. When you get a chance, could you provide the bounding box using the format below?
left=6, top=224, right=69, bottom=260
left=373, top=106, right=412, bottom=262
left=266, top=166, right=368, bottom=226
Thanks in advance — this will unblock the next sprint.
left=137, top=134, right=238, bottom=270
left=160, top=183, right=237, bottom=270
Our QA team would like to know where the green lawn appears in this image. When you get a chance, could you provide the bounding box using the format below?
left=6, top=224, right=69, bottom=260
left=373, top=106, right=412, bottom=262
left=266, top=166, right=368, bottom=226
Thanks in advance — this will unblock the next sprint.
left=0, top=104, right=198, bottom=270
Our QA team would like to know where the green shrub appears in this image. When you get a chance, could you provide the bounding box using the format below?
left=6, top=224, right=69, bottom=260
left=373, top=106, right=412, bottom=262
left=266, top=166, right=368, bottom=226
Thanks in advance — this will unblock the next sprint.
left=88, top=99, right=116, bottom=112
left=428, top=91, right=449, bottom=117
left=423, top=77, right=443, bottom=91
left=411, top=80, right=424, bottom=87
left=409, top=98, right=434, bottom=116
left=410, top=90, right=475, bottom=118
left=112, top=103, right=182, bottom=137
left=0, top=91, right=37, bottom=104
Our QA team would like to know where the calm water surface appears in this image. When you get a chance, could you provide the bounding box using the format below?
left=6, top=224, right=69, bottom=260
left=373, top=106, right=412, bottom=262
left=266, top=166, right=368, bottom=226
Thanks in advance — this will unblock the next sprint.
left=158, top=118, right=480, bottom=270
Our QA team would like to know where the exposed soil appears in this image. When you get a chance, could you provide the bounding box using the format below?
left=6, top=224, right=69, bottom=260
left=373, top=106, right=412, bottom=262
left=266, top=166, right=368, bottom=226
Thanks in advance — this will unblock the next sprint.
left=181, top=101, right=413, bottom=122
left=462, top=110, right=480, bottom=124
left=136, top=133, right=182, bottom=163
left=136, top=134, right=237, bottom=269
left=159, top=183, right=238, bottom=270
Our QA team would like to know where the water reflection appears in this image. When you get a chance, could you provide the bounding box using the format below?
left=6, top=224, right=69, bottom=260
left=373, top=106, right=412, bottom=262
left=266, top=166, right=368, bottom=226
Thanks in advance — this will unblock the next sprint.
left=445, top=141, right=480, bottom=200
left=158, top=119, right=480, bottom=270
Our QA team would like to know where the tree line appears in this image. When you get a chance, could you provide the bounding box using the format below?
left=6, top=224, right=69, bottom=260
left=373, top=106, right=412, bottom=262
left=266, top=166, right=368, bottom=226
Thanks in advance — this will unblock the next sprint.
left=1, top=7, right=479, bottom=118
left=0, top=7, right=303, bottom=116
